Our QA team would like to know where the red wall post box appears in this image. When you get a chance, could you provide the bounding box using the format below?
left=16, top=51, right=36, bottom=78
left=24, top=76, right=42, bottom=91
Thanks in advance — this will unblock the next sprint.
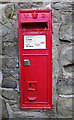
left=18, top=10, right=52, bottom=109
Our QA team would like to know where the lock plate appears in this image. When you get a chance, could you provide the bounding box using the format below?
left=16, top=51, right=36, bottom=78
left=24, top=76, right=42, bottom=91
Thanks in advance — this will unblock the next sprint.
left=24, top=60, right=30, bottom=66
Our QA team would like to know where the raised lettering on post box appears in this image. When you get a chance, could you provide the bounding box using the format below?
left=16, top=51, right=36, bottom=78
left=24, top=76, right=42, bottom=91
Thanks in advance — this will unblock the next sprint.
left=18, top=10, right=52, bottom=109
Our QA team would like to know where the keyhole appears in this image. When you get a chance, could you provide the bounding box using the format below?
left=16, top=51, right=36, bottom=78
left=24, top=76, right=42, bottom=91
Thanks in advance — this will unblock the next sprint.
left=29, top=83, right=31, bottom=87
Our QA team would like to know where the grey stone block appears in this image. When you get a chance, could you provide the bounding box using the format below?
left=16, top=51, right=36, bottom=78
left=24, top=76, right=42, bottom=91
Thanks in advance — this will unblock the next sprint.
left=57, top=78, right=73, bottom=95
left=64, top=64, right=74, bottom=75
left=59, top=46, right=74, bottom=77
left=58, top=97, right=72, bottom=118
left=2, top=89, right=19, bottom=101
left=61, top=47, right=74, bottom=77
left=2, top=57, right=19, bottom=68
left=2, top=99, right=9, bottom=118
left=2, top=30, right=15, bottom=42
left=61, top=46, right=73, bottom=65
left=52, top=9, right=61, bottom=23
left=14, top=111, right=49, bottom=118
left=18, top=2, right=43, bottom=9
left=59, top=12, right=72, bottom=42
left=11, top=104, right=20, bottom=112
left=0, top=42, right=2, bottom=54
left=2, top=67, right=19, bottom=79
left=8, top=100, right=17, bottom=106
left=52, top=2, right=72, bottom=10
left=64, top=48, right=74, bottom=64
left=2, top=42, right=18, bottom=57
left=0, top=96, right=2, bottom=119
left=2, top=77, right=17, bottom=88
left=0, top=71, right=2, bottom=87
left=2, top=23, right=12, bottom=36
left=2, top=22, right=16, bottom=42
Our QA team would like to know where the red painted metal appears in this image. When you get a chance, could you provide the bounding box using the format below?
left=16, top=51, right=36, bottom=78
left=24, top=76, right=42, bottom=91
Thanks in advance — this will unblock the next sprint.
left=18, top=10, right=52, bottom=109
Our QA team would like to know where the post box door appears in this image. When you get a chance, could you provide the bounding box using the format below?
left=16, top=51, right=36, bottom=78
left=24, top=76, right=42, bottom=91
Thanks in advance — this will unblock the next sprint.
left=23, top=55, right=48, bottom=103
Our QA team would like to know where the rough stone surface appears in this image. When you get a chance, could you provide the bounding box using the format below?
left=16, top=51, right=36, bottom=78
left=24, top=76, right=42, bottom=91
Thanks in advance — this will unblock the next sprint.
left=6, top=102, right=14, bottom=118
left=8, top=100, right=17, bottom=106
left=18, top=2, right=43, bottom=9
left=11, top=105, right=55, bottom=118
left=59, top=12, right=72, bottom=42
left=2, top=89, right=19, bottom=101
left=2, top=42, right=18, bottom=57
left=0, top=56, right=2, bottom=71
left=2, top=57, right=19, bottom=68
left=62, top=47, right=74, bottom=66
left=2, top=23, right=14, bottom=42
left=52, top=9, right=61, bottom=23
left=11, top=104, right=20, bottom=112
left=52, top=23, right=60, bottom=105
left=0, top=0, right=73, bottom=2
left=14, top=111, right=49, bottom=118
left=64, top=46, right=74, bottom=64
left=52, top=23, right=60, bottom=77
left=0, top=42, right=2, bottom=54
left=2, top=67, right=19, bottom=79
left=2, top=99, right=9, bottom=118
left=2, top=77, right=17, bottom=88
left=57, top=77, right=73, bottom=95
left=61, top=46, right=74, bottom=78
left=0, top=96, right=2, bottom=119
left=58, top=97, right=72, bottom=118
left=52, top=2, right=72, bottom=10
left=0, top=71, right=2, bottom=87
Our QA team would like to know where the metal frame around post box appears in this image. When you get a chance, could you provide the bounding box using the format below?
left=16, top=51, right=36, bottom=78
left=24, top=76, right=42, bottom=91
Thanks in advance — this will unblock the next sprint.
left=18, top=10, right=52, bottom=109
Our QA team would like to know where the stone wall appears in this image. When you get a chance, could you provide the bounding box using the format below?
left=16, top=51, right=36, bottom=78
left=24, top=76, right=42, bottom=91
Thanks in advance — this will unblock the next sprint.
left=0, top=0, right=73, bottom=119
